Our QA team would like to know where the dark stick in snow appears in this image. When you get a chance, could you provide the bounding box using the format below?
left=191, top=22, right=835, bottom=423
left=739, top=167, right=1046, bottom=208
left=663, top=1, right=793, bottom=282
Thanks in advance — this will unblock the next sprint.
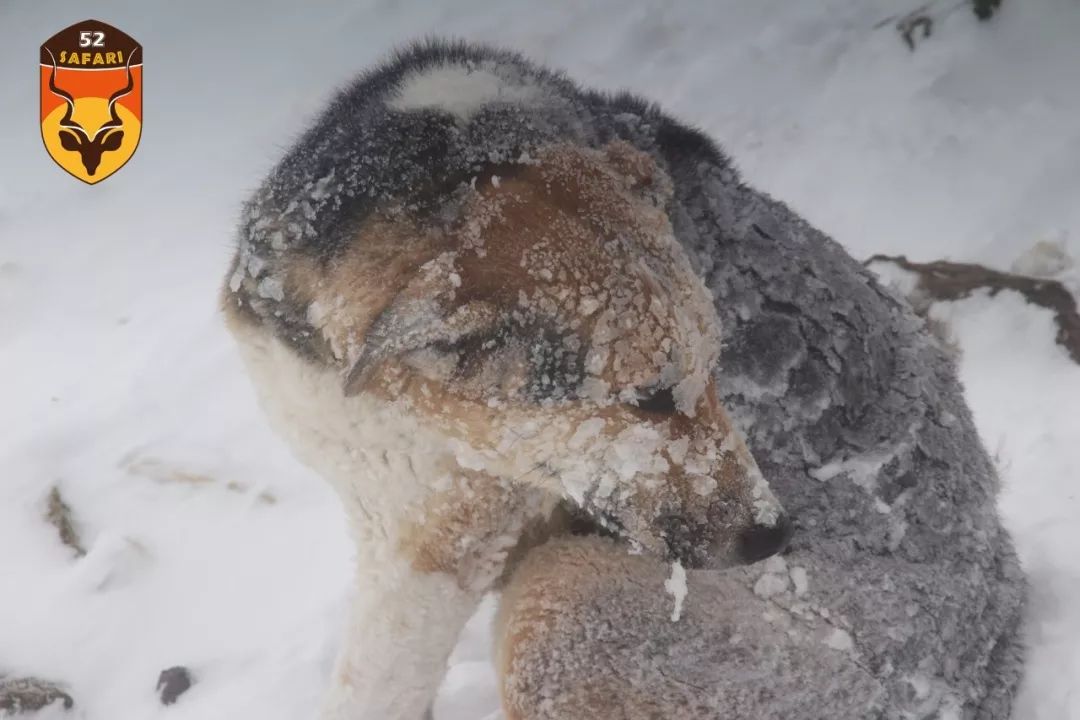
left=0, top=677, right=73, bottom=714
left=156, top=669, right=194, bottom=708
left=867, top=254, right=1080, bottom=365
left=156, top=666, right=193, bottom=705
left=45, top=486, right=85, bottom=558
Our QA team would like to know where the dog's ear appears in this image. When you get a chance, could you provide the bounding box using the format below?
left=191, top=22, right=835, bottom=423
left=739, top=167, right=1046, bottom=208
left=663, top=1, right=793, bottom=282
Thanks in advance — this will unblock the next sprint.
left=343, top=296, right=498, bottom=396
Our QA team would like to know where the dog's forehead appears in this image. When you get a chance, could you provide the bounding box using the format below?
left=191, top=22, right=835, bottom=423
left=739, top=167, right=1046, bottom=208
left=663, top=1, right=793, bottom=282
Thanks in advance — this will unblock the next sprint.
left=444, top=145, right=721, bottom=395
left=304, top=142, right=700, bottom=328
left=224, top=140, right=722, bottom=409
left=448, top=145, right=693, bottom=309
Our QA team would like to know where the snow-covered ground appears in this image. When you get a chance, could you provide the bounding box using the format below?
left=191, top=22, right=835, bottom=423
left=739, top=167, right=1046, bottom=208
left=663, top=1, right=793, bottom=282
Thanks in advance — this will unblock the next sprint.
left=1, top=1, right=1078, bottom=718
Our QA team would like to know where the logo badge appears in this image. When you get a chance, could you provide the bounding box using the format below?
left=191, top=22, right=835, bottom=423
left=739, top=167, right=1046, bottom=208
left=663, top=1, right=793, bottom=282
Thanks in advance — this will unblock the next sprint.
left=40, top=20, right=142, bottom=184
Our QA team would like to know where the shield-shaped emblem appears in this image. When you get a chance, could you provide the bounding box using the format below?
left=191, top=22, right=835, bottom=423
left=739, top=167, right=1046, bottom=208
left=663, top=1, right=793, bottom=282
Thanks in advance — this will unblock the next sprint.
left=40, top=20, right=142, bottom=184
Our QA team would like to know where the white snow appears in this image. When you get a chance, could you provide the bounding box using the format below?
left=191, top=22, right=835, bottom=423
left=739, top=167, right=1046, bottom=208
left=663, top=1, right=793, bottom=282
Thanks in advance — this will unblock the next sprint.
left=386, top=65, right=547, bottom=120
left=2, top=1, right=1079, bottom=719
left=824, top=628, right=854, bottom=653
left=664, top=561, right=688, bottom=622
left=754, top=556, right=792, bottom=600
left=1011, top=236, right=1074, bottom=278
left=753, top=573, right=790, bottom=600
left=790, top=566, right=809, bottom=598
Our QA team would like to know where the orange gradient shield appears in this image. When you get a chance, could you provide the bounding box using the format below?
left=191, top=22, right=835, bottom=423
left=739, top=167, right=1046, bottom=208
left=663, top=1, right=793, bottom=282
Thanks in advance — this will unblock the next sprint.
left=40, top=20, right=142, bottom=184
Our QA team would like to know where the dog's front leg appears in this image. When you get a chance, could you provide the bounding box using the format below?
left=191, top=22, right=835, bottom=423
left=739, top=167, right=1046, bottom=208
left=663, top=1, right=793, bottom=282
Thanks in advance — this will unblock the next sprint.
left=319, top=550, right=479, bottom=720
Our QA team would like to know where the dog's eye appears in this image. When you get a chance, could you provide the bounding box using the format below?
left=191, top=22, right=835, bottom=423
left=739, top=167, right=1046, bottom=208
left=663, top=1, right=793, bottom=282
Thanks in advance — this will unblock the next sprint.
left=632, top=386, right=677, bottom=415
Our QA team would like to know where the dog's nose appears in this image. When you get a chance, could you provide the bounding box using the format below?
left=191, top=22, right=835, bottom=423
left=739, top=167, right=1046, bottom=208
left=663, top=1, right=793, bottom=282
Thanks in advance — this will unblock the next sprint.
left=737, top=514, right=794, bottom=564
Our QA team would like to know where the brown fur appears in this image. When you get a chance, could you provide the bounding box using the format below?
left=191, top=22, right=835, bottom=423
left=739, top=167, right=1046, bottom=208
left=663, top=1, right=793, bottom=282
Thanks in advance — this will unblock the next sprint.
left=399, top=467, right=543, bottom=582
left=223, top=140, right=790, bottom=720
left=224, top=141, right=781, bottom=573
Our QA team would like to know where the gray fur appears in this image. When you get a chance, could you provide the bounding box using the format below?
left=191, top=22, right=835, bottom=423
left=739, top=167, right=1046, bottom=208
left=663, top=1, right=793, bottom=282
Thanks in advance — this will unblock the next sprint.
left=691, top=177, right=1027, bottom=719
left=500, top=535, right=886, bottom=719
left=235, top=39, right=1025, bottom=718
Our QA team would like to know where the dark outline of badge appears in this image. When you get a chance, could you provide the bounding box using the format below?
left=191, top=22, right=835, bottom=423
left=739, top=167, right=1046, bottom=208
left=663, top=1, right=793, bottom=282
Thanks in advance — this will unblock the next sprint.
left=39, top=19, right=143, bottom=185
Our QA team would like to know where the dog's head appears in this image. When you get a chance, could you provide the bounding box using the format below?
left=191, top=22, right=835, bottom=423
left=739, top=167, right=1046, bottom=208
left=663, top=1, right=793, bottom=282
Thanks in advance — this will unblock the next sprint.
left=223, top=140, right=790, bottom=568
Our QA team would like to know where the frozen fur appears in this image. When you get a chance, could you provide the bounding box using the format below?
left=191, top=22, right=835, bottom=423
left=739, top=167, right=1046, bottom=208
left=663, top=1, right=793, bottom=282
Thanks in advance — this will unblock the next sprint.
left=496, top=535, right=884, bottom=720
left=223, top=41, right=792, bottom=720
left=223, top=39, right=1025, bottom=719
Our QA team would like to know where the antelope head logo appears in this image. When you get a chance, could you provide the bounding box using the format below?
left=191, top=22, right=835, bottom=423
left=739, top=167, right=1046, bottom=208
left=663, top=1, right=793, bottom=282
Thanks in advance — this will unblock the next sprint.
left=44, top=48, right=134, bottom=177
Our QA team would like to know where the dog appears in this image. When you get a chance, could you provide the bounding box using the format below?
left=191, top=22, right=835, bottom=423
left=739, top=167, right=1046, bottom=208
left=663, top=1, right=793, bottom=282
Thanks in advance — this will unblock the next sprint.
left=222, top=41, right=791, bottom=720
left=223, top=39, right=1025, bottom=719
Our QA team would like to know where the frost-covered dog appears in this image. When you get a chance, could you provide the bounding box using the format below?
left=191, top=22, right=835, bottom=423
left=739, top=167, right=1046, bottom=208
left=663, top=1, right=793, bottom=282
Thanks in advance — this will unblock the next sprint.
left=223, top=40, right=1025, bottom=719
left=221, top=44, right=792, bottom=720
left=496, top=535, right=882, bottom=720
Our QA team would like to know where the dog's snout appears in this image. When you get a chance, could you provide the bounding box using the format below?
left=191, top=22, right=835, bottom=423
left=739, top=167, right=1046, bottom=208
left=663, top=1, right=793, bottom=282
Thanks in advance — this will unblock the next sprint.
left=737, top=514, right=794, bottom=564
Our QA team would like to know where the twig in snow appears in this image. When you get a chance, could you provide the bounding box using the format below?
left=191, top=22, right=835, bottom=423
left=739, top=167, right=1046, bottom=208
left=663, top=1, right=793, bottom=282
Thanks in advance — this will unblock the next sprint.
left=156, top=666, right=194, bottom=705
left=875, top=0, right=989, bottom=51
left=898, top=12, right=934, bottom=51
left=973, top=0, right=1004, bottom=21
left=866, top=254, right=1080, bottom=365
left=45, top=486, right=85, bottom=558
left=0, top=676, right=74, bottom=714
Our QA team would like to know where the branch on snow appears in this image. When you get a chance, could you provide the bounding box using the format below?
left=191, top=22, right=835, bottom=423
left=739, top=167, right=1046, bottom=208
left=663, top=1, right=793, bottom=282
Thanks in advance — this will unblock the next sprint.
left=875, top=0, right=1004, bottom=52
left=45, top=486, right=86, bottom=558
left=0, top=676, right=74, bottom=715
left=866, top=254, right=1080, bottom=366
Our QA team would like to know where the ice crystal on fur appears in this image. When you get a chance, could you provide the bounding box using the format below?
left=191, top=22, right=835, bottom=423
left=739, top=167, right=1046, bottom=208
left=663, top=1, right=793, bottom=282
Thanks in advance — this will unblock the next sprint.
left=663, top=560, right=687, bottom=621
